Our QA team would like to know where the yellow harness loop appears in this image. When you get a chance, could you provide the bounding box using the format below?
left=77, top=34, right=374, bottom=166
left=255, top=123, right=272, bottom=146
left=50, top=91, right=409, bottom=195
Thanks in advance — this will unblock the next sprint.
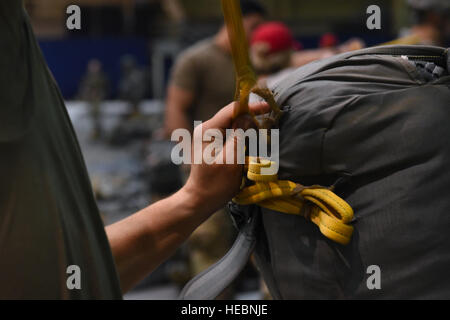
left=233, top=158, right=355, bottom=245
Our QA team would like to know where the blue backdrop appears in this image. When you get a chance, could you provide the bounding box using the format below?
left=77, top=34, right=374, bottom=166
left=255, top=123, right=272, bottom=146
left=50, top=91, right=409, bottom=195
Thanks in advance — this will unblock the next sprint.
left=38, top=37, right=150, bottom=99
left=38, top=33, right=392, bottom=100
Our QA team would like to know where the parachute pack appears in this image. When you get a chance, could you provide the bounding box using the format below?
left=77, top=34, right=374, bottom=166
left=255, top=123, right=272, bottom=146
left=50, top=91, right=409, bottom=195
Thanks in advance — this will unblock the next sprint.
left=180, top=45, right=450, bottom=299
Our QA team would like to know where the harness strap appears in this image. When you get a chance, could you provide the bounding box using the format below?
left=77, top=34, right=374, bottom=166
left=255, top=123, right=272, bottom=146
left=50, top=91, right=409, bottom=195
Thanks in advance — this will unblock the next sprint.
left=233, top=158, right=354, bottom=245
left=179, top=208, right=258, bottom=300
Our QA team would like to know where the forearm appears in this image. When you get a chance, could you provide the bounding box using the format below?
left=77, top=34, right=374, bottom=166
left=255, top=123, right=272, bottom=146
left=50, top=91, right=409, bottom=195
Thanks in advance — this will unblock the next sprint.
left=106, top=187, right=209, bottom=293
left=290, top=49, right=334, bottom=67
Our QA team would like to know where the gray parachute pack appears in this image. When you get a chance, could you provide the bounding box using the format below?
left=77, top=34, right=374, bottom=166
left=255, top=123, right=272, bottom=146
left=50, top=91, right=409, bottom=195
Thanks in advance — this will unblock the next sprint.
left=180, top=45, right=450, bottom=299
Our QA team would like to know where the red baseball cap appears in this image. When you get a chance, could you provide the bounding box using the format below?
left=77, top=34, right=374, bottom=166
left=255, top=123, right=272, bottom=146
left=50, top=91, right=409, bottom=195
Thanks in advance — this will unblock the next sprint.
left=250, top=22, right=300, bottom=54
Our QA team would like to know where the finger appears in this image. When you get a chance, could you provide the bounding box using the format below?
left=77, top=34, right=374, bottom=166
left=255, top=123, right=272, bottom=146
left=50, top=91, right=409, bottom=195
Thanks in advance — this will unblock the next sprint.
left=203, top=101, right=270, bottom=131
left=219, top=129, right=246, bottom=167
left=202, top=102, right=236, bottom=131
left=248, top=101, right=271, bottom=115
left=232, top=114, right=255, bottom=131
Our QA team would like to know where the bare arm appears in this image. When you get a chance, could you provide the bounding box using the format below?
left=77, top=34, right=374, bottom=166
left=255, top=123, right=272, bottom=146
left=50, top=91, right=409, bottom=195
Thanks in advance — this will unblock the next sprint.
left=106, top=186, right=208, bottom=293
left=164, top=84, right=195, bottom=135
left=107, top=101, right=270, bottom=293
left=290, top=48, right=336, bottom=68
left=290, top=38, right=365, bottom=68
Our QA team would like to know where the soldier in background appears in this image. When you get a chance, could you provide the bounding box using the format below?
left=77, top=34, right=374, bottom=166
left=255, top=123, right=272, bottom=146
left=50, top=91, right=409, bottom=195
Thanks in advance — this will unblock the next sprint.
left=249, top=22, right=364, bottom=88
left=164, top=0, right=266, bottom=134
left=118, top=55, right=147, bottom=117
left=78, top=59, right=109, bottom=140
left=250, top=21, right=299, bottom=89
left=399, top=0, right=450, bottom=46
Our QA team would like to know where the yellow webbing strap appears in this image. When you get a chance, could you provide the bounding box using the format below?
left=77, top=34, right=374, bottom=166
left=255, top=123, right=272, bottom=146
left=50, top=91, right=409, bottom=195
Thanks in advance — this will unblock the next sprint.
left=234, top=158, right=354, bottom=245
left=221, top=0, right=257, bottom=120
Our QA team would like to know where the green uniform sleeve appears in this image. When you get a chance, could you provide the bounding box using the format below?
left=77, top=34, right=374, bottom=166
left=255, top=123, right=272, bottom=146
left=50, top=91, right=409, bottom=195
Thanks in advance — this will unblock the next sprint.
left=0, top=1, right=32, bottom=142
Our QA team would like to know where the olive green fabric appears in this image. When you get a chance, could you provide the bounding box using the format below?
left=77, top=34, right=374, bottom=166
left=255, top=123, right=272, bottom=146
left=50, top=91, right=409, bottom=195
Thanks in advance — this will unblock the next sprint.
left=0, top=2, right=122, bottom=299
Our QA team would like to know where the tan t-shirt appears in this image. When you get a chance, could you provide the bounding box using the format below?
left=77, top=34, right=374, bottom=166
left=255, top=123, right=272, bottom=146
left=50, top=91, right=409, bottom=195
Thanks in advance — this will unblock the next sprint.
left=170, top=38, right=235, bottom=124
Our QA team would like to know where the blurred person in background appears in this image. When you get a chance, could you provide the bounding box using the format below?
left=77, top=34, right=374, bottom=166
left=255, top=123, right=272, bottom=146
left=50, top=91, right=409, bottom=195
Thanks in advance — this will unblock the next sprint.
left=118, top=55, right=147, bottom=117
left=250, top=21, right=299, bottom=88
left=78, top=59, right=110, bottom=140
left=290, top=36, right=365, bottom=68
left=318, top=32, right=339, bottom=49
left=164, top=0, right=266, bottom=134
left=399, top=0, right=450, bottom=46
left=164, top=0, right=266, bottom=298
left=250, top=22, right=364, bottom=88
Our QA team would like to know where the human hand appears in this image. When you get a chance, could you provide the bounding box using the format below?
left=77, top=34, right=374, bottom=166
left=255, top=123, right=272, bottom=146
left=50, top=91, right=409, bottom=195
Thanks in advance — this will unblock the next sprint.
left=181, top=101, right=270, bottom=217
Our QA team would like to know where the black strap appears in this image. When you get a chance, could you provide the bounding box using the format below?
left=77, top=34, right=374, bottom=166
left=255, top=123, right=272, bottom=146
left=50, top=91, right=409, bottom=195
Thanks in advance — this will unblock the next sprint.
left=179, top=206, right=258, bottom=300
